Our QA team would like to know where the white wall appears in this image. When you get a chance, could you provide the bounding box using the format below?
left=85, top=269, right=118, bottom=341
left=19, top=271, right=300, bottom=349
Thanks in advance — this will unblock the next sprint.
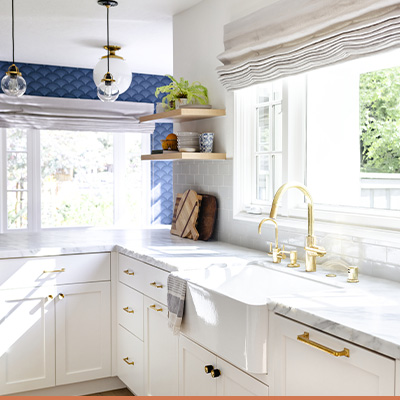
left=172, top=0, right=400, bottom=283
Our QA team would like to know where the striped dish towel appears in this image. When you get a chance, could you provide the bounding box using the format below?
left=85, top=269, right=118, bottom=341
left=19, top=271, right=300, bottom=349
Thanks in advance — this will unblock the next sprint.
left=167, top=274, right=187, bottom=335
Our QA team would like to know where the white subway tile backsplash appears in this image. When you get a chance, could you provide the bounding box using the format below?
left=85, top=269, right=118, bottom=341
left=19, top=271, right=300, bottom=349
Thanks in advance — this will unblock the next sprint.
left=172, top=159, right=400, bottom=282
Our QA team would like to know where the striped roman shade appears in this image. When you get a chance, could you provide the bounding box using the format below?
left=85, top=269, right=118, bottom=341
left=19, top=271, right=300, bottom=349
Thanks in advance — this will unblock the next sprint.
left=0, top=95, right=155, bottom=134
left=217, top=0, right=400, bottom=90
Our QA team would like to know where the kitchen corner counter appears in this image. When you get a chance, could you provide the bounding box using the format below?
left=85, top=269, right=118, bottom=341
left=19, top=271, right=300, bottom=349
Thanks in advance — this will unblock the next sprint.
left=0, top=227, right=266, bottom=272
left=1, top=227, right=400, bottom=361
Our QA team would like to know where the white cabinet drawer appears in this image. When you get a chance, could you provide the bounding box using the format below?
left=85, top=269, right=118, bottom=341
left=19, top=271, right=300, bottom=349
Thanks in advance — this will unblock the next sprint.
left=117, top=282, right=143, bottom=340
left=271, top=313, right=395, bottom=396
left=117, top=324, right=144, bottom=396
left=0, top=253, right=110, bottom=290
left=118, top=254, right=168, bottom=305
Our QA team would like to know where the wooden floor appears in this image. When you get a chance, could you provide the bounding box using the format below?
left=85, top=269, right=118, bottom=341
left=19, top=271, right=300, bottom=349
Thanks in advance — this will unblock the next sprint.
left=86, top=388, right=134, bottom=396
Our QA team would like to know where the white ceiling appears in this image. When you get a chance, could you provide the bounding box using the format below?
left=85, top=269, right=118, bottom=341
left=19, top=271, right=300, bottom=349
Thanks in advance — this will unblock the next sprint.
left=0, top=0, right=203, bottom=75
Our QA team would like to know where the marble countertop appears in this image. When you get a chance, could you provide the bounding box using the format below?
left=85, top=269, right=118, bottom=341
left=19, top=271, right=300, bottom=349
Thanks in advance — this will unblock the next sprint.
left=1, top=227, right=400, bottom=360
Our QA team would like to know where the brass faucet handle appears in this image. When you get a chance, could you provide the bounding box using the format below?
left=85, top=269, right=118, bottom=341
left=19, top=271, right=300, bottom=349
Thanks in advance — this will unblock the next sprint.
left=304, top=244, right=326, bottom=257
left=283, top=250, right=300, bottom=268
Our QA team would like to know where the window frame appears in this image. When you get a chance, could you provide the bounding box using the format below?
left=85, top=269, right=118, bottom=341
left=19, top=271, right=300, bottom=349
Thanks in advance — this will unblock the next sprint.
left=0, top=128, right=150, bottom=233
left=234, top=68, right=400, bottom=233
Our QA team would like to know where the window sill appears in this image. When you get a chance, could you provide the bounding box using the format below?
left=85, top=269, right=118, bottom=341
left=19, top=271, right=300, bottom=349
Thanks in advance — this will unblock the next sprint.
left=234, top=210, right=400, bottom=249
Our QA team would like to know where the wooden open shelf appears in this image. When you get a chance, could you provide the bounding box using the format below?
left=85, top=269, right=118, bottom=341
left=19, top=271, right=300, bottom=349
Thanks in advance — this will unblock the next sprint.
left=141, top=152, right=226, bottom=161
left=139, top=108, right=226, bottom=123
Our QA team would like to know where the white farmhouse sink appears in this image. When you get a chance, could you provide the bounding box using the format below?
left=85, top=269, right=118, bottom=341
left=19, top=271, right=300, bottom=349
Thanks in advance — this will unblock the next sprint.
left=176, top=262, right=342, bottom=374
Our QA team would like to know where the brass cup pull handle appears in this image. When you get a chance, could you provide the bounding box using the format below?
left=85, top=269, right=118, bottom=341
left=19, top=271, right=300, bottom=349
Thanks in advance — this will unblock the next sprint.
left=150, top=304, right=163, bottom=312
left=297, top=332, right=350, bottom=358
left=123, top=269, right=134, bottom=276
left=123, top=357, right=134, bottom=366
left=150, top=282, right=163, bottom=289
left=43, top=268, right=65, bottom=274
left=123, top=307, right=134, bottom=314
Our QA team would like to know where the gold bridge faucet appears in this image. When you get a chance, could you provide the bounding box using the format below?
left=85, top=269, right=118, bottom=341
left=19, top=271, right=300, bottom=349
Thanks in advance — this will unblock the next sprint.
left=269, top=182, right=326, bottom=272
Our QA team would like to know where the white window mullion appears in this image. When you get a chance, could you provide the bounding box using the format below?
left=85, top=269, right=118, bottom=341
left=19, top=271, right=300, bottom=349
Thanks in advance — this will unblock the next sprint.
left=113, top=133, right=126, bottom=226
left=27, top=130, right=41, bottom=232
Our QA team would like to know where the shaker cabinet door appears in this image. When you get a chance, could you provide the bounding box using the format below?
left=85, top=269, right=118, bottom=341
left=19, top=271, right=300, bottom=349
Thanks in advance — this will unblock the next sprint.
left=0, top=287, right=56, bottom=395
left=55, top=282, right=111, bottom=385
left=144, top=296, right=179, bottom=396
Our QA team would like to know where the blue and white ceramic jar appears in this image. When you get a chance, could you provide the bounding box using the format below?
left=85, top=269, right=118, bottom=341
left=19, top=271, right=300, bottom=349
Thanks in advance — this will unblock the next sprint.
left=199, top=132, right=214, bottom=153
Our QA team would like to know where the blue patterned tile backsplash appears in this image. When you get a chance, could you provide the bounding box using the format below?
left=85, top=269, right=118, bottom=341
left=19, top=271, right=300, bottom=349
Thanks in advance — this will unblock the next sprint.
left=0, top=60, right=173, bottom=225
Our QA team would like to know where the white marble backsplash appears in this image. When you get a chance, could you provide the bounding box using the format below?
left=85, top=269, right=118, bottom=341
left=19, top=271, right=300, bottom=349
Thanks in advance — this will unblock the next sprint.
left=173, top=160, right=400, bottom=283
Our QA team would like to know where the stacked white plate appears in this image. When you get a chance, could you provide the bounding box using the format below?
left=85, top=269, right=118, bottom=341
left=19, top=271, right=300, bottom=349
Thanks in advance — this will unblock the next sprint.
left=176, top=132, right=200, bottom=152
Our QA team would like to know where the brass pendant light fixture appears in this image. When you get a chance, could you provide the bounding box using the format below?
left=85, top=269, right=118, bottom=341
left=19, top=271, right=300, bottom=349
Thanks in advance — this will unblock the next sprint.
left=97, top=0, right=119, bottom=102
left=1, top=0, right=27, bottom=97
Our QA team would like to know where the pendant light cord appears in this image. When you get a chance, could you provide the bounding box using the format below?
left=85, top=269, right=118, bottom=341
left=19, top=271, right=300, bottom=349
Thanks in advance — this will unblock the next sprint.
left=107, top=5, right=110, bottom=72
left=12, top=0, right=15, bottom=64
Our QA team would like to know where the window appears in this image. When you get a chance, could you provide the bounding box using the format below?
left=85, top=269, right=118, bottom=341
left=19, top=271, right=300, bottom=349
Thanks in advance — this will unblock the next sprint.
left=235, top=48, right=400, bottom=230
left=1, top=129, right=150, bottom=232
left=234, top=81, right=286, bottom=215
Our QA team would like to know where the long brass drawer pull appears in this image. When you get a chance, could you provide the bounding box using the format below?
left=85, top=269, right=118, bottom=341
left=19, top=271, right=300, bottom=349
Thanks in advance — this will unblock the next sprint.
left=150, top=304, right=163, bottom=312
left=123, top=269, right=134, bottom=276
left=150, top=282, right=163, bottom=289
left=297, top=332, right=350, bottom=358
left=123, top=357, right=134, bottom=366
left=43, top=268, right=65, bottom=274
left=123, top=307, right=134, bottom=314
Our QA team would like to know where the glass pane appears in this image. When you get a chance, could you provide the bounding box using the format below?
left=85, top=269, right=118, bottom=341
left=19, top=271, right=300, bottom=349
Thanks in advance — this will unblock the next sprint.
left=257, top=106, right=270, bottom=152
left=7, top=191, right=28, bottom=229
left=41, top=131, right=114, bottom=228
left=6, top=129, right=27, bottom=151
left=273, top=104, right=282, bottom=152
left=256, top=155, right=270, bottom=202
left=124, top=134, right=143, bottom=225
left=7, top=153, right=27, bottom=190
left=257, top=85, right=270, bottom=103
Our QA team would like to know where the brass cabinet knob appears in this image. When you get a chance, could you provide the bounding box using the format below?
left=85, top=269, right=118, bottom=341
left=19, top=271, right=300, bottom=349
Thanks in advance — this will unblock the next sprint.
left=211, top=369, right=221, bottom=378
left=204, top=365, right=214, bottom=374
left=58, top=293, right=65, bottom=300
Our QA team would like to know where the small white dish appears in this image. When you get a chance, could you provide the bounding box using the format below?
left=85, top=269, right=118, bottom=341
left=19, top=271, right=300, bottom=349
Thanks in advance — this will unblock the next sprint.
left=179, top=147, right=197, bottom=152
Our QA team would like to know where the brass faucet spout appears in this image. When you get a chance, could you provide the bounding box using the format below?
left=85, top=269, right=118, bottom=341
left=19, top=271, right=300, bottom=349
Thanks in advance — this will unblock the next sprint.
left=269, top=182, right=325, bottom=272
left=269, top=182, right=314, bottom=236
left=258, top=218, right=279, bottom=249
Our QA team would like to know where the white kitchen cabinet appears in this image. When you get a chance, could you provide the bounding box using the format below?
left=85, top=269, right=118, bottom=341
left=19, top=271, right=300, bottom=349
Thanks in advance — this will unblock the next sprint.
left=117, top=324, right=144, bottom=396
left=0, top=287, right=56, bottom=395
left=117, top=253, right=178, bottom=396
left=0, top=253, right=112, bottom=395
left=55, top=282, right=111, bottom=385
left=270, top=313, right=395, bottom=396
left=179, top=335, right=268, bottom=396
left=143, top=295, right=179, bottom=396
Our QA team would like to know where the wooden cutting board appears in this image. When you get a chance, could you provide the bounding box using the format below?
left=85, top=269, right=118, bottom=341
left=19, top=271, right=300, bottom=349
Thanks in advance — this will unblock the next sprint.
left=170, top=190, right=202, bottom=240
left=171, top=192, right=217, bottom=241
left=196, top=194, right=217, bottom=241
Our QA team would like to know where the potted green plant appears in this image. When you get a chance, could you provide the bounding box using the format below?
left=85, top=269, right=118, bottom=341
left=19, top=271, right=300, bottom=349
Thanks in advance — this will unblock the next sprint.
left=155, top=75, right=209, bottom=110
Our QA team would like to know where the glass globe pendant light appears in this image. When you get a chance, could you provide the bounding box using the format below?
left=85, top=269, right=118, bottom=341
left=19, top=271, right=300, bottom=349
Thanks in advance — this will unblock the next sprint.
left=1, top=0, right=27, bottom=97
left=97, top=0, right=119, bottom=102
left=93, top=45, right=132, bottom=94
